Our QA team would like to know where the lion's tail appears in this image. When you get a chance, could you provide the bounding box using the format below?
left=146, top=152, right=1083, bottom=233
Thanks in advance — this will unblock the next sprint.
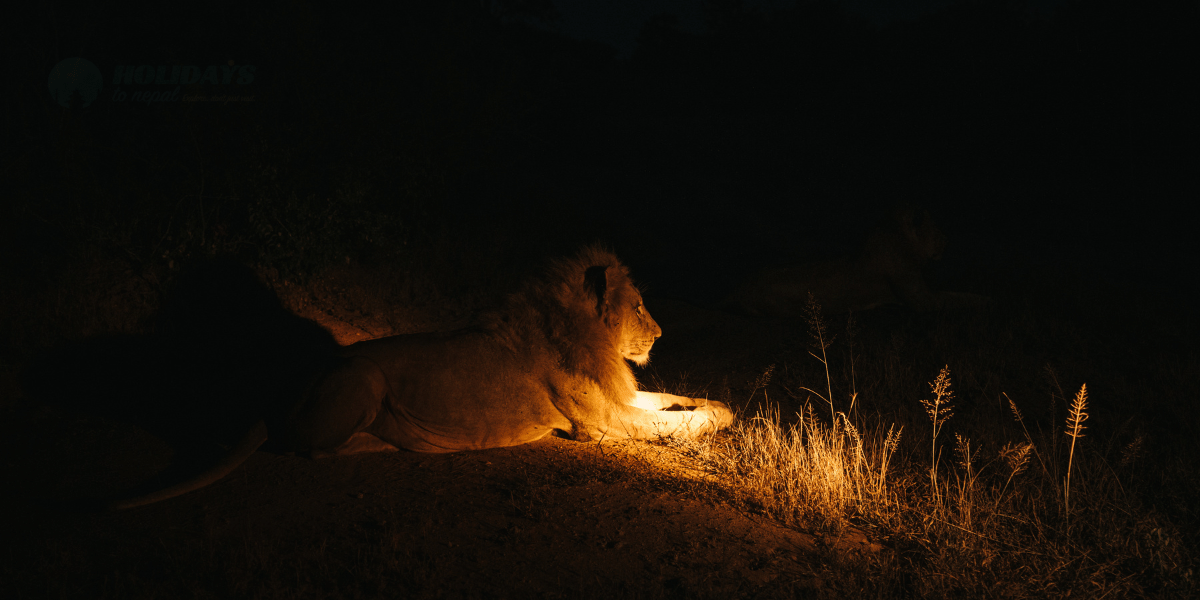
left=108, top=420, right=269, bottom=510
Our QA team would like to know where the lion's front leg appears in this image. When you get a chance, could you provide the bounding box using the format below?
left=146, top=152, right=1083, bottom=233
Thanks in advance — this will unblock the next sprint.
left=602, top=400, right=735, bottom=440
left=631, top=391, right=711, bottom=410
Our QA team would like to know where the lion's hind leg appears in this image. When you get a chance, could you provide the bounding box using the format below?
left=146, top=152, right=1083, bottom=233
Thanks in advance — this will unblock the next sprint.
left=292, top=356, right=389, bottom=455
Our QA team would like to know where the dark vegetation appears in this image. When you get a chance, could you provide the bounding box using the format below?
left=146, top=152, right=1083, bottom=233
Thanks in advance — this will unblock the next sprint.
left=2, top=0, right=1197, bottom=597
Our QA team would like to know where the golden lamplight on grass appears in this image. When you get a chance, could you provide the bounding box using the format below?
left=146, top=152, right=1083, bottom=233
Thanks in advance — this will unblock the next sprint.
left=635, top=294, right=1181, bottom=598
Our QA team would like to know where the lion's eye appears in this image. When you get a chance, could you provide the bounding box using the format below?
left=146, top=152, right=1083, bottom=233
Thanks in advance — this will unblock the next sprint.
left=636, top=304, right=643, bottom=316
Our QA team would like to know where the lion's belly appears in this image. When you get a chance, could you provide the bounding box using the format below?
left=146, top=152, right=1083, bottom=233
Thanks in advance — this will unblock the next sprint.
left=342, top=332, right=572, bottom=453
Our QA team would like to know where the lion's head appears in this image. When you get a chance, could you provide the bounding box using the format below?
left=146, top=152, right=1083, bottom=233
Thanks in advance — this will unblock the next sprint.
left=617, top=298, right=660, bottom=366
left=484, top=246, right=659, bottom=405
left=582, top=261, right=661, bottom=367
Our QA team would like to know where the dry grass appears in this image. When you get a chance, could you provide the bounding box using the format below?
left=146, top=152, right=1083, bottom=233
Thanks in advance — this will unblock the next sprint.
left=694, top=401, right=901, bottom=533
left=654, top=298, right=1196, bottom=598
left=660, top=369, right=1191, bottom=596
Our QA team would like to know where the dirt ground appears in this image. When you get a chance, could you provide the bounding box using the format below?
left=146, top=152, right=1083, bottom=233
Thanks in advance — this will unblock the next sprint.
left=1, top=293, right=883, bottom=599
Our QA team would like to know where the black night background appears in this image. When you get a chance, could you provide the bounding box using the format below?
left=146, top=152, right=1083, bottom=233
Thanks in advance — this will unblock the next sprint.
left=2, top=0, right=1198, bottom=597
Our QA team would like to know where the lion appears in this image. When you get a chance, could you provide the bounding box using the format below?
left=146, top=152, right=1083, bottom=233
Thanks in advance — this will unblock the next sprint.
left=111, top=247, right=734, bottom=509
left=723, top=204, right=987, bottom=317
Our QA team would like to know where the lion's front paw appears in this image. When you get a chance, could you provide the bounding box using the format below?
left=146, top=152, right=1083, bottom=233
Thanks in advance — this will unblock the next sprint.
left=695, top=400, right=735, bottom=430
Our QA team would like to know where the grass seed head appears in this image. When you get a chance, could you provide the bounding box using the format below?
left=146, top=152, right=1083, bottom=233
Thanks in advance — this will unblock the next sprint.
left=804, top=292, right=834, bottom=351
left=1000, top=442, right=1033, bottom=477
left=1120, top=435, right=1144, bottom=468
left=921, top=365, right=955, bottom=430
left=1065, top=383, right=1089, bottom=439
left=1006, top=392, right=1024, bottom=423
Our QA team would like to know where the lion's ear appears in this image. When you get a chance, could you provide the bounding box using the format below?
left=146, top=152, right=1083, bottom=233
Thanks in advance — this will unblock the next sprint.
left=583, top=265, right=608, bottom=316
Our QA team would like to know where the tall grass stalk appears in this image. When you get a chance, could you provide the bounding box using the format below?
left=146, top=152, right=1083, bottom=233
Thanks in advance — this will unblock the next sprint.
left=1005, top=392, right=1049, bottom=477
left=803, top=292, right=837, bottom=428
left=921, top=366, right=955, bottom=496
left=949, top=433, right=979, bottom=524
left=985, top=441, right=1033, bottom=528
left=1063, top=383, right=1089, bottom=513
left=845, top=310, right=859, bottom=420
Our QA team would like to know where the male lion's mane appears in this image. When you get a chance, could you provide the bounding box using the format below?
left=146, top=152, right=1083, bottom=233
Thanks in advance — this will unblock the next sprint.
left=479, top=246, right=638, bottom=408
